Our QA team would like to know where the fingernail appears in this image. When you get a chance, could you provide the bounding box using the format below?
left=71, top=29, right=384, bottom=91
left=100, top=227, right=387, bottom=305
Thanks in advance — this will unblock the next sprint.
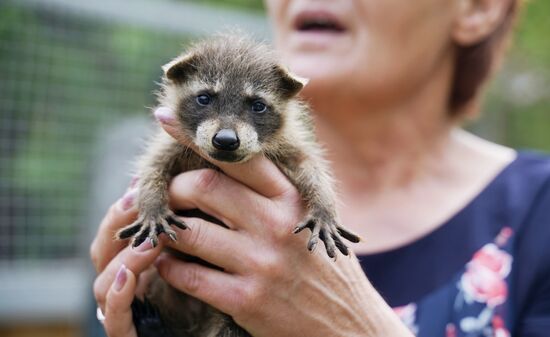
left=114, top=264, right=127, bottom=292
left=154, top=107, right=177, bottom=125
left=118, top=189, right=136, bottom=211
left=129, top=176, right=139, bottom=188
left=134, top=238, right=153, bottom=252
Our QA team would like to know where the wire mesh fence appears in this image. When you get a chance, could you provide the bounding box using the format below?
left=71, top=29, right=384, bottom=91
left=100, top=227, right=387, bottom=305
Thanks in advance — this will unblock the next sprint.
left=0, top=1, right=189, bottom=264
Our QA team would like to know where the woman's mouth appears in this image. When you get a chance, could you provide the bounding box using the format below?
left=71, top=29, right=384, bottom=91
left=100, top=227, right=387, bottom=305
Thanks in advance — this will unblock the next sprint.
left=288, top=10, right=350, bottom=52
left=294, top=11, right=346, bottom=34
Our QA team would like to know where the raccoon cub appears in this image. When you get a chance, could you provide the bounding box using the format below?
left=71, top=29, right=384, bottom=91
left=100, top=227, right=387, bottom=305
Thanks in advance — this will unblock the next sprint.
left=116, top=34, right=360, bottom=337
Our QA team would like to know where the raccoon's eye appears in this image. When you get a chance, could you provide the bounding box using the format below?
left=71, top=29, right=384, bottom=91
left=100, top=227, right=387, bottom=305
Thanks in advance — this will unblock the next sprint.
left=196, top=94, right=211, bottom=106
left=251, top=101, right=267, bottom=113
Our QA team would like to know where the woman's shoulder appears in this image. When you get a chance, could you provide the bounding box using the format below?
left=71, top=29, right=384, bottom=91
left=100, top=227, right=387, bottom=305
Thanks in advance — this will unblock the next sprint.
left=388, top=150, right=550, bottom=335
left=494, top=150, right=550, bottom=227
left=506, top=150, right=550, bottom=180
left=469, top=149, right=550, bottom=247
left=461, top=127, right=550, bottom=212
left=503, top=150, right=550, bottom=247
left=357, top=148, right=550, bottom=307
left=494, top=150, right=550, bottom=334
left=505, top=151, right=550, bottom=293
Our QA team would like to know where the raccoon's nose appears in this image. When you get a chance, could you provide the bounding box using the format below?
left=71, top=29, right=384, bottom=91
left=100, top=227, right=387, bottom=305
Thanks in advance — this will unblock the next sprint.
left=212, top=129, right=240, bottom=151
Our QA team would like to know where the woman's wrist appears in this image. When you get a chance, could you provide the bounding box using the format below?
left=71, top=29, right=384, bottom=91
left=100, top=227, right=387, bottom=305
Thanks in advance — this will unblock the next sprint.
left=357, top=281, right=415, bottom=337
left=312, top=256, right=413, bottom=337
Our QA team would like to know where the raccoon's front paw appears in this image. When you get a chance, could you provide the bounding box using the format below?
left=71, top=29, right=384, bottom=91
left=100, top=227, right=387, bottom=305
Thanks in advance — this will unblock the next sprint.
left=115, top=209, right=188, bottom=248
left=293, top=208, right=361, bottom=259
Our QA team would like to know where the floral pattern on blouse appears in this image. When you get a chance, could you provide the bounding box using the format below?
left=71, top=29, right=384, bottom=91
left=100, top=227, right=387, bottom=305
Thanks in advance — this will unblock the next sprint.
left=394, top=303, right=418, bottom=335
left=392, top=227, right=514, bottom=337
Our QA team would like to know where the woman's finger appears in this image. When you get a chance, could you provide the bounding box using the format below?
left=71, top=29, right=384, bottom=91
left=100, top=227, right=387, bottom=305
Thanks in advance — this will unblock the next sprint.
left=155, top=107, right=296, bottom=200
left=164, top=218, right=253, bottom=273
left=168, top=169, right=272, bottom=232
left=90, top=189, right=139, bottom=273
left=103, top=264, right=138, bottom=337
left=156, top=253, right=245, bottom=316
left=220, top=155, right=296, bottom=200
left=94, top=239, right=163, bottom=310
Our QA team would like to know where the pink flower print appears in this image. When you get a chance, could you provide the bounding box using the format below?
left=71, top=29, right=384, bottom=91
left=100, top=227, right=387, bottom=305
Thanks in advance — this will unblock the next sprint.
left=393, top=303, right=418, bottom=334
left=492, top=315, right=510, bottom=337
left=495, top=227, right=513, bottom=247
left=471, top=243, right=512, bottom=277
left=446, top=323, right=457, bottom=337
left=460, top=243, right=512, bottom=307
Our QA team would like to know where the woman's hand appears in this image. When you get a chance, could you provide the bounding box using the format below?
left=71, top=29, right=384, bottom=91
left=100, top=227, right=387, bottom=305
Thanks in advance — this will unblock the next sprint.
left=89, top=107, right=413, bottom=337
left=90, top=192, right=164, bottom=337
left=152, top=108, right=413, bottom=337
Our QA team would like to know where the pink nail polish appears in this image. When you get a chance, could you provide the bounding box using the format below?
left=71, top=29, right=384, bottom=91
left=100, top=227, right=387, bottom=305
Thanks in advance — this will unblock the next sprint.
left=134, top=238, right=153, bottom=252
left=129, top=176, right=139, bottom=188
left=154, top=107, right=176, bottom=124
left=119, top=189, right=136, bottom=211
left=114, top=264, right=127, bottom=291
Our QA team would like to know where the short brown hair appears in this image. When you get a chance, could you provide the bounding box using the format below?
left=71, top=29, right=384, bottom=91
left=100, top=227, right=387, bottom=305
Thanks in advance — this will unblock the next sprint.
left=450, top=0, right=521, bottom=114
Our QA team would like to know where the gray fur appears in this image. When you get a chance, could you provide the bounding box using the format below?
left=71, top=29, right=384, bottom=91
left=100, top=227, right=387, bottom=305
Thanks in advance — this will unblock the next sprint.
left=116, top=34, right=360, bottom=337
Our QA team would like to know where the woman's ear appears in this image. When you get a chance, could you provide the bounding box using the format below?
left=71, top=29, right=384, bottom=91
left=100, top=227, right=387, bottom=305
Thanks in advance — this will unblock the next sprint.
left=162, top=52, right=197, bottom=83
left=453, top=0, right=512, bottom=46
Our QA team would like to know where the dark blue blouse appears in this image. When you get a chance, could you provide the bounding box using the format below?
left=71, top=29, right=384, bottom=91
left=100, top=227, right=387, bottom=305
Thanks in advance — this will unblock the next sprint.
left=358, top=151, right=550, bottom=337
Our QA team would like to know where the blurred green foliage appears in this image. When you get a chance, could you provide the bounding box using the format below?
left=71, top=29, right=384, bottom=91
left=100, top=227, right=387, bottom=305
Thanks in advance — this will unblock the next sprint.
left=475, top=0, right=550, bottom=151
left=515, top=0, right=550, bottom=67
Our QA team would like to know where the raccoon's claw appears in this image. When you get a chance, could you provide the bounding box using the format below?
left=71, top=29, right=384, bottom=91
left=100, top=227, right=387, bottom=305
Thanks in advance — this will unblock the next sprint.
left=294, top=211, right=361, bottom=259
left=306, top=222, right=321, bottom=252
left=115, top=210, right=188, bottom=248
left=153, top=222, right=177, bottom=243
left=292, top=221, right=313, bottom=234
left=331, top=232, right=350, bottom=256
left=117, top=222, right=143, bottom=240
left=337, top=226, right=362, bottom=243
left=166, top=215, right=189, bottom=231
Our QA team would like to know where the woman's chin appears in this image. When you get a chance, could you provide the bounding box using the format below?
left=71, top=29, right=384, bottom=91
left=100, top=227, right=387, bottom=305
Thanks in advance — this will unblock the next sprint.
left=287, top=56, right=349, bottom=92
left=286, top=55, right=339, bottom=81
left=298, top=77, right=350, bottom=114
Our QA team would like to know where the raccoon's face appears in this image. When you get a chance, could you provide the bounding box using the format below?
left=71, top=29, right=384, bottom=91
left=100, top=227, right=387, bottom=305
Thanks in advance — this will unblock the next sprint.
left=162, top=42, right=306, bottom=163
left=185, top=88, right=272, bottom=163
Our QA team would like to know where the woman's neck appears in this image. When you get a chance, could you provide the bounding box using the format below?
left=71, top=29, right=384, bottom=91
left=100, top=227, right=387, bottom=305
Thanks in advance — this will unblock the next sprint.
left=312, top=95, right=454, bottom=195
left=307, top=44, right=460, bottom=194
left=313, top=105, right=516, bottom=254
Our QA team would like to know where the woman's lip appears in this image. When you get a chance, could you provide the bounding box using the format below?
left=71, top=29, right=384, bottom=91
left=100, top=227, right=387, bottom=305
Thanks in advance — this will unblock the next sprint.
left=293, top=9, right=347, bottom=33
left=288, top=29, right=351, bottom=52
left=287, top=7, right=351, bottom=52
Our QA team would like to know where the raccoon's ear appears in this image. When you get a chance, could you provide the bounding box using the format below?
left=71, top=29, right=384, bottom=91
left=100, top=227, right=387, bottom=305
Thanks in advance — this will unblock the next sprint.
left=274, top=65, right=309, bottom=98
left=162, top=52, right=197, bottom=82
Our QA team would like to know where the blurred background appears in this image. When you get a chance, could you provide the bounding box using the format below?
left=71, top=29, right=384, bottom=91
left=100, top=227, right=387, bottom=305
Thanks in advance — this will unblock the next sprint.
left=0, top=0, right=548, bottom=336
